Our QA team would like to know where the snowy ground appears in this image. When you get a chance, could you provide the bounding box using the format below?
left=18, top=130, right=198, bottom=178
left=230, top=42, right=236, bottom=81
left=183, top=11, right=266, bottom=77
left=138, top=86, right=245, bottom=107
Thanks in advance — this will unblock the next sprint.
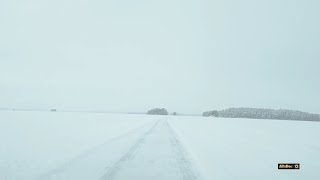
left=0, top=111, right=319, bottom=180
left=170, top=116, right=320, bottom=180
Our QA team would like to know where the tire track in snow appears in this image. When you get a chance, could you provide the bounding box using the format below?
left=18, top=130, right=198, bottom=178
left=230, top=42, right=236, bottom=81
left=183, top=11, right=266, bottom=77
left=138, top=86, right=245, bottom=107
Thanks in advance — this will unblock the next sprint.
left=166, top=121, right=200, bottom=180
left=33, top=119, right=159, bottom=180
left=98, top=119, right=161, bottom=180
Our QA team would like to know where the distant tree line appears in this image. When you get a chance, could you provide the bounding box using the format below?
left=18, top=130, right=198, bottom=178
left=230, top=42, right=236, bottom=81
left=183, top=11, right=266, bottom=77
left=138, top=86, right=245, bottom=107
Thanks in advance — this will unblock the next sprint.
left=203, top=107, right=320, bottom=121
left=203, top=110, right=219, bottom=117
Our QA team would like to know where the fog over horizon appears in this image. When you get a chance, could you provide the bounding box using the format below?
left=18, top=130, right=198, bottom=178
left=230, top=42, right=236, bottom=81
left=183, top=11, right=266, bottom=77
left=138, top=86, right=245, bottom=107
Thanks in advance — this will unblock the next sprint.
left=1, top=0, right=320, bottom=114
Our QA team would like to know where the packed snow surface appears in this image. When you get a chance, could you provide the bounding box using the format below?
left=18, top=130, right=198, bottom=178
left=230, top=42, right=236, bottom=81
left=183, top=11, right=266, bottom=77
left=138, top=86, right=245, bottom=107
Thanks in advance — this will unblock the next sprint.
left=0, top=111, right=319, bottom=180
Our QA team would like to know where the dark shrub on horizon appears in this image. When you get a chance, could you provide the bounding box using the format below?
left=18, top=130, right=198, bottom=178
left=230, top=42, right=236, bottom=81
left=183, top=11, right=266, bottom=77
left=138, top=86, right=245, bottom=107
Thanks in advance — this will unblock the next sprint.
left=147, top=108, right=168, bottom=115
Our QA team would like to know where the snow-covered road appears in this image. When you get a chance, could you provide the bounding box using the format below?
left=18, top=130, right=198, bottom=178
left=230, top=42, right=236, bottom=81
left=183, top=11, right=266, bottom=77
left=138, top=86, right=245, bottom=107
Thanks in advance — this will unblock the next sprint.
left=99, top=119, right=200, bottom=180
left=35, top=119, right=201, bottom=180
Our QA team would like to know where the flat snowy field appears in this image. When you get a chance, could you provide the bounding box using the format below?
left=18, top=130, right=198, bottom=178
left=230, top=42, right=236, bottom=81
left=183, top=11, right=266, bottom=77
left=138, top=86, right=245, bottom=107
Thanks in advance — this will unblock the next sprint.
left=0, top=111, right=319, bottom=180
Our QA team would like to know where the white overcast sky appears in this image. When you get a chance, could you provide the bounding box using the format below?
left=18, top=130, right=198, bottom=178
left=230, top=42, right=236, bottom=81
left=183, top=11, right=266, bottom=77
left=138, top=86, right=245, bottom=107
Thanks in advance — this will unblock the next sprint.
left=0, top=0, right=319, bottom=114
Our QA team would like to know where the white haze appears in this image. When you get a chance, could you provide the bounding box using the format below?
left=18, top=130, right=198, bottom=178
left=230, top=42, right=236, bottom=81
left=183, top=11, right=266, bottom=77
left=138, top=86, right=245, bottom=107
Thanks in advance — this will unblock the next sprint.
left=1, top=0, right=320, bottom=114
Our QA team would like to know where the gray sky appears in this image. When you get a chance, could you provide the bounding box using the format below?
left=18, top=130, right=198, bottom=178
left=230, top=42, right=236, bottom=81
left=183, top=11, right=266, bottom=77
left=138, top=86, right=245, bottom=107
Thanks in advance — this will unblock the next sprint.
left=1, top=0, right=319, bottom=114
